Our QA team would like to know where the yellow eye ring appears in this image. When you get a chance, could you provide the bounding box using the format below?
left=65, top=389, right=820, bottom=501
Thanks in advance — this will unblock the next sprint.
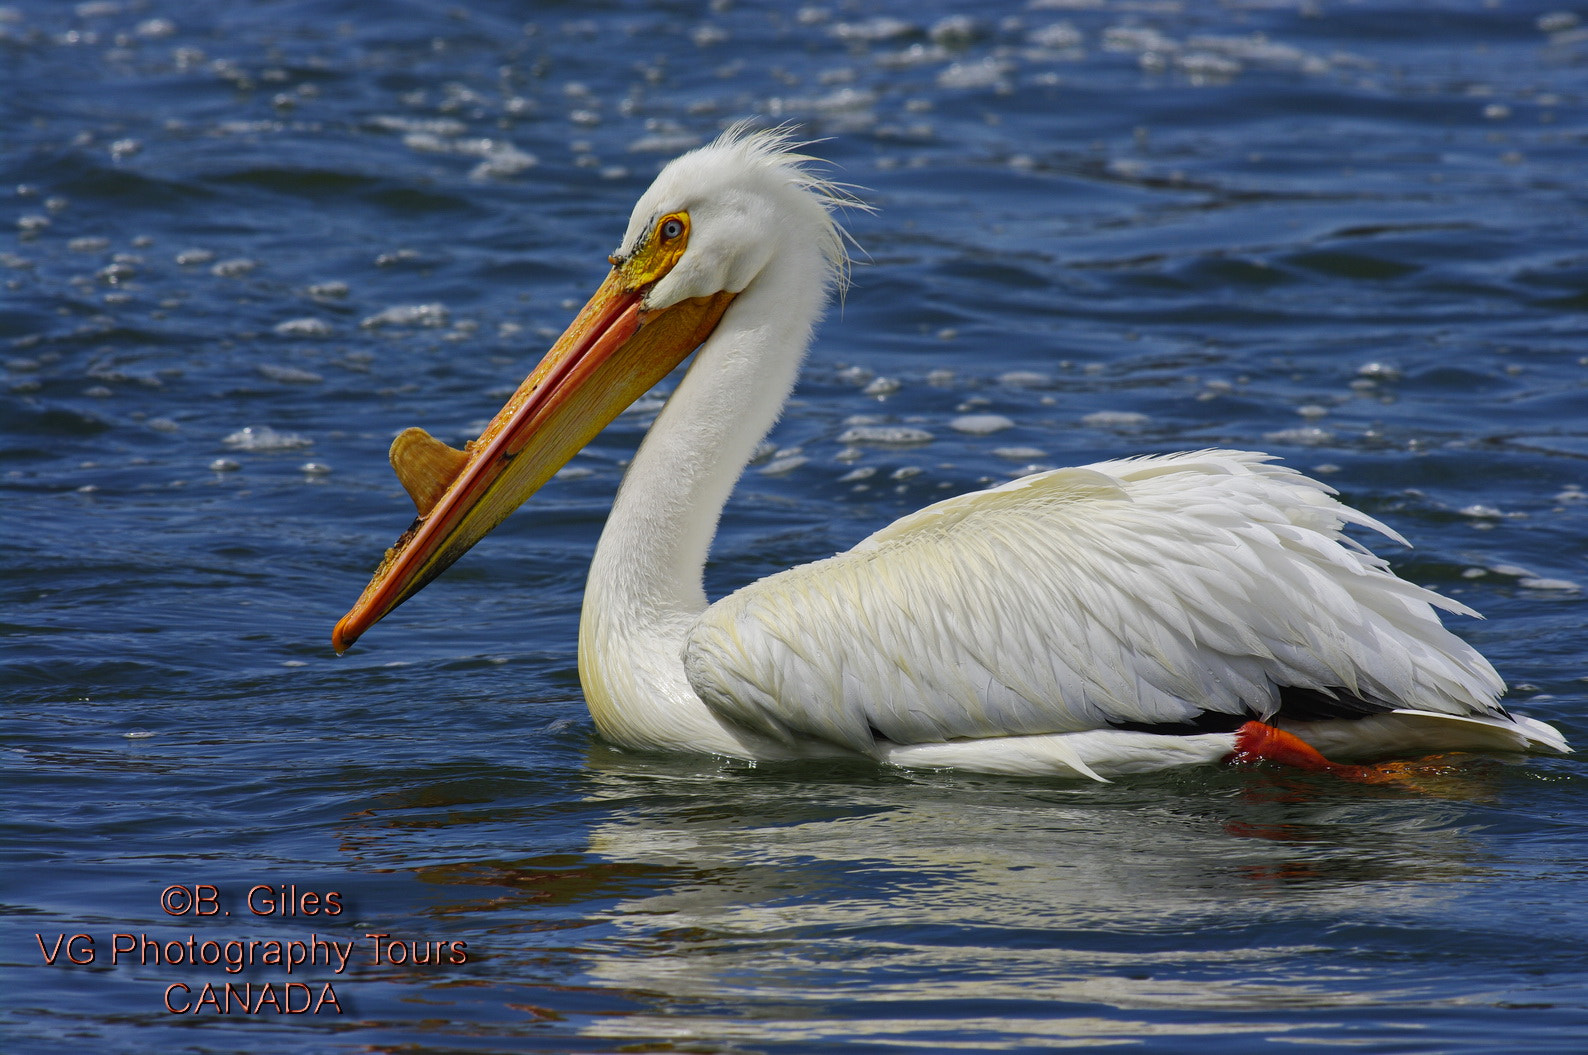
left=619, top=212, right=691, bottom=291
left=616, top=212, right=692, bottom=290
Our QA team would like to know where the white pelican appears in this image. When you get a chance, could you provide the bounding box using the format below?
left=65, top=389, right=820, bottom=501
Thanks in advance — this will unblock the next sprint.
left=333, top=125, right=1568, bottom=780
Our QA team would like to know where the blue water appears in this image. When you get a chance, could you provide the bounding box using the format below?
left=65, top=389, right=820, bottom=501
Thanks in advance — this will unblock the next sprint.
left=4, top=1, right=1587, bottom=1051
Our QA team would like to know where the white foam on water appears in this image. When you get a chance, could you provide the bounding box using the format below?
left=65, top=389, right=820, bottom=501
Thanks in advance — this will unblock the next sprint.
left=221, top=425, right=312, bottom=451
left=951, top=414, right=1015, bottom=434
left=837, top=425, right=934, bottom=445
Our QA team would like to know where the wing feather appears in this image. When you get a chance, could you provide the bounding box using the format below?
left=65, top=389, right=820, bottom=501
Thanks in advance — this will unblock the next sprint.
left=683, top=450, right=1505, bottom=754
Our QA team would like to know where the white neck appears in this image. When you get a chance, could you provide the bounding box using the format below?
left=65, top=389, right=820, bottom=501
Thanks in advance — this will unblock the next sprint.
left=577, top=245, right=829, bottom=754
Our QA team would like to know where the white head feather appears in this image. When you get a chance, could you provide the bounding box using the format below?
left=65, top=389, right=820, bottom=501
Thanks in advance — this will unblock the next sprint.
left=615, top=123, right=863, bottom=312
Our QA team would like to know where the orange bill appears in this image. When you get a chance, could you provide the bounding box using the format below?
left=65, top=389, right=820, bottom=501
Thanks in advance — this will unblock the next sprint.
left=333, top=260, right=736, bottom=652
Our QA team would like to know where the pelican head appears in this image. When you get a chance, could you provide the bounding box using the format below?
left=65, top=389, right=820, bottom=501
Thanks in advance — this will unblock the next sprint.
left=617, top=128, right=852, bottom=313
left=333, top=124, right=855, bottom=652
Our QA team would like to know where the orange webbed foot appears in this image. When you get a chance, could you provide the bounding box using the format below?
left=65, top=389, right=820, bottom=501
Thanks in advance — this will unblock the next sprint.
left=1226, top=721, right=1394, bottom=784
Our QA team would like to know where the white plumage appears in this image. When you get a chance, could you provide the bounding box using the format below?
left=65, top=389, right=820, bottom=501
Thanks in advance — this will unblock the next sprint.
left=337, top=125, right=1569, bottom=779
left=688, top=452, right=1492, bottom=743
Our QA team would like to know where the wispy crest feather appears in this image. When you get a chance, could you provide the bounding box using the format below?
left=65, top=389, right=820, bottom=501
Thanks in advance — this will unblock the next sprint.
left=705, top=120, right=870, bottom=293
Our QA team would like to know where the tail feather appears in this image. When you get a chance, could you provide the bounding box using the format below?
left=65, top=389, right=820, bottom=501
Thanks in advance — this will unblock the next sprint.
left=1280, top=708, right=1571, bottom=760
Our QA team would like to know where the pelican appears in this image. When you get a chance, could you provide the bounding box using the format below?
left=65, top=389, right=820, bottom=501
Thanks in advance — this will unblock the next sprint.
left=333, top=125, right=1568, bottom=780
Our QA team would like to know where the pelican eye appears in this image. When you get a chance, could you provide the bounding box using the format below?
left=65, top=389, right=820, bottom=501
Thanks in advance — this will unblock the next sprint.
left=623, top=213, right=690, bottom=290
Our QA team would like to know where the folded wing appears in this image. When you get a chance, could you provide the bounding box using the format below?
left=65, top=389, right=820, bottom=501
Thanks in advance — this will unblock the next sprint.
left=683, top=450, right=1505, bottom=753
